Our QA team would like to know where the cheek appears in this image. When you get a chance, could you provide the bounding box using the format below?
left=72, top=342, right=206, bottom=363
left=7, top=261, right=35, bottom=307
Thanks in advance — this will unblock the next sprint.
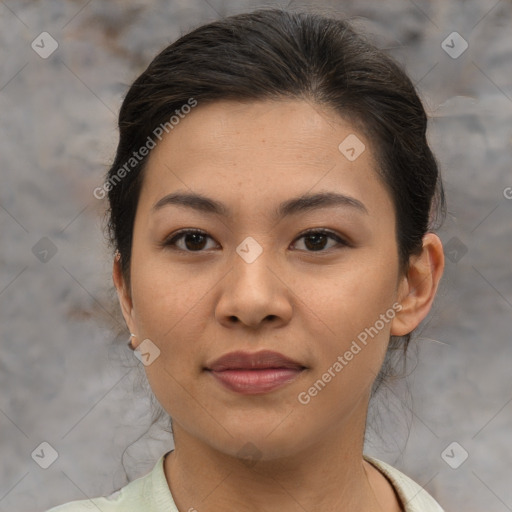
left=304, top=254, right=397, bottom=333
left=129, top=254, right=217, bottom=381
left=130, top=249, right=207, bottom=333
left=295, top=284, right=396, bottom=418
left=298, top=252, right=399, bottom=379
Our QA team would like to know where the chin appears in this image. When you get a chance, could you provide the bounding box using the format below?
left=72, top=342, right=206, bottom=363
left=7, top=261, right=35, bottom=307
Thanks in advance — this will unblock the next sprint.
left=207, top=430, right=307, bottom=464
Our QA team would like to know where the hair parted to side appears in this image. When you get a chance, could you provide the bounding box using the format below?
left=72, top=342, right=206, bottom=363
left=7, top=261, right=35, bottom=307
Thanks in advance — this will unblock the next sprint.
left=103, top=7, right=446, bottom=474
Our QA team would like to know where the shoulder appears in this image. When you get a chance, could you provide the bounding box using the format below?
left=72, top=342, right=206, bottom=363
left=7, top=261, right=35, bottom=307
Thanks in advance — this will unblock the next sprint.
left=44, top=452, right=177, bottom=512
left=44, top=491, right=126, bottom=512
left=364, top=455, right=445, bottom=512
left=44, top=482, right=145, bottom=512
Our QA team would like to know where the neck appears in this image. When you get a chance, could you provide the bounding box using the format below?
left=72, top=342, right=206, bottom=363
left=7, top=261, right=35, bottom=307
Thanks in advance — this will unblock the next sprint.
left=163, top=416, right=394, bottom=512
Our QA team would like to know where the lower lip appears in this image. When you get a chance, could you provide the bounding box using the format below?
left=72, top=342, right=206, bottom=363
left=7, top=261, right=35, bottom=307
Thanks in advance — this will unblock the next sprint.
left=208, top=368, right=305, bottom=394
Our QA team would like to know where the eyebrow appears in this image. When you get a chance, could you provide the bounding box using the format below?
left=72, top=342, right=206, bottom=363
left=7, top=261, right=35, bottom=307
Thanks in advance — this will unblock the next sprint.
left=152, top=190, right=369, bottom=219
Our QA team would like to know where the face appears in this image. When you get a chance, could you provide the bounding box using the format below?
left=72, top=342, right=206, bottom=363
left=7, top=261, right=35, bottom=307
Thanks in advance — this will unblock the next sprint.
left=115, top=99, right=416, bottom=460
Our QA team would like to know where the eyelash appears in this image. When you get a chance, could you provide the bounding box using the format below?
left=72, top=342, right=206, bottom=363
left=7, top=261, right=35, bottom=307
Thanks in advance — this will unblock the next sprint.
left=161, top=228, right=350, bottom=253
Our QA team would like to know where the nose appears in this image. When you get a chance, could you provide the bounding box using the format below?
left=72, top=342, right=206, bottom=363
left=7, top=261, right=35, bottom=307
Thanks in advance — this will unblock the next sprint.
left=214, top=240, right=293, bottom=330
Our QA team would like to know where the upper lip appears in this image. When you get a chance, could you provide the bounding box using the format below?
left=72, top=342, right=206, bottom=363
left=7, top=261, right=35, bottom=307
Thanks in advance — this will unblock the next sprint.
left=205, top=350, right=306, bottom=371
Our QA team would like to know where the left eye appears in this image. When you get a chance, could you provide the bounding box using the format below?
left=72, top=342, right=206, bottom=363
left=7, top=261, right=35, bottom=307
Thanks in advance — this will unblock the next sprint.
left=292, top=229, right=348, bottom=252
left=162, top=228, right=347, bottom=252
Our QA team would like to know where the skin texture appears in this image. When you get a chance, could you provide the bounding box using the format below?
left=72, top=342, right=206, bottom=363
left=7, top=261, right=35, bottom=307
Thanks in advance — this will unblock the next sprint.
left=113, top=99, right=444, bottom=512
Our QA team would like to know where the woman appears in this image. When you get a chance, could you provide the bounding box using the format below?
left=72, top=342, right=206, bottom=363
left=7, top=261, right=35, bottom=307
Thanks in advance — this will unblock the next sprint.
left=48, top=8, right=446, bottom=512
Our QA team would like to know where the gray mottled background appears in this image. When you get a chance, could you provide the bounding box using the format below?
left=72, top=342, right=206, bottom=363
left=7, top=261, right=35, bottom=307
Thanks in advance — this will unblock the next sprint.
left=1, top=1, right=511, bottom=511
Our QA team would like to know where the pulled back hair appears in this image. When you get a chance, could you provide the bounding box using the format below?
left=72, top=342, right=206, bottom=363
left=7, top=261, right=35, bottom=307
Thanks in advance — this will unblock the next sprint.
left=103, top=6, right=446, bottom=475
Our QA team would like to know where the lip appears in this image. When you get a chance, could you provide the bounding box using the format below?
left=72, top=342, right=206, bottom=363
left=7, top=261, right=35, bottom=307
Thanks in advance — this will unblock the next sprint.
left=205, top=350, right=306, bottom=395
left=206, top=350, right=305, bottom=371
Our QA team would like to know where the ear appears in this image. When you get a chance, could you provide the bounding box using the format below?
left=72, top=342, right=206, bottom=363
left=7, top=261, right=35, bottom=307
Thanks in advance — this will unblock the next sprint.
left=112, top=252, right=139, bottom=348
left=391, top=233, right=445, bottom=337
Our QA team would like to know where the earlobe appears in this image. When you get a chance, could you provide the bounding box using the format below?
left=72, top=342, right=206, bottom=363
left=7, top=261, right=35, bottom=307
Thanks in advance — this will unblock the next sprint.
left=390, top=233, right=445, bottom=337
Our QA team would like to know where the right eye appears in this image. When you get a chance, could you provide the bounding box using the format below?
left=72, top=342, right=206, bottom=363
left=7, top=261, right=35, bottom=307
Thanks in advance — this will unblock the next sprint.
left=161, top=229, right=219, bottom=252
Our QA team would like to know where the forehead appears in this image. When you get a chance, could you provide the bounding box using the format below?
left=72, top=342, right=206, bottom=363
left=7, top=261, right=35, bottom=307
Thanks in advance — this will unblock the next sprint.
left=149, top=99, right=367, bottom=165
left=139, top=99, right=392, bottom=218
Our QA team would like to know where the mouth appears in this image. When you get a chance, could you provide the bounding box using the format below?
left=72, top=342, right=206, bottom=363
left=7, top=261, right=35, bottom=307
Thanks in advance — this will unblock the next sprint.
left=204, top=350, right=307, bottom=395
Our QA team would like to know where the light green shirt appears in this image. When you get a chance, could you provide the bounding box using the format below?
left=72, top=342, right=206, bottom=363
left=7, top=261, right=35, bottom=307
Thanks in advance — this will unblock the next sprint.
left=46, top=451, right=444, bottom=511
